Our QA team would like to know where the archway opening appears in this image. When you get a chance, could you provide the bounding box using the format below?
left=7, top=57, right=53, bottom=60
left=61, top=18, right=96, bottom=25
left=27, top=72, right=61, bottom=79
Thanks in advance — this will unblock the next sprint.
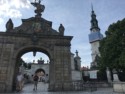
left=35, top=68, right=45, bottom=74
left=13, top=47, right=51, bottom=92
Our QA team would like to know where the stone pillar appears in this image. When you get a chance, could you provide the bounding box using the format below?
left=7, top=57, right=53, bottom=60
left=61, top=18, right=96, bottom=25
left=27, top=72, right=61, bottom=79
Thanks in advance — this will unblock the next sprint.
left=48, top=59, right=55, bottom=91
left=0, top=43, right=14, bottom=92
left=106, top=67, right=112, bottom=83
left=53, top=46, right=72, bottom=91
left=113, top=69, right=120, bottom=82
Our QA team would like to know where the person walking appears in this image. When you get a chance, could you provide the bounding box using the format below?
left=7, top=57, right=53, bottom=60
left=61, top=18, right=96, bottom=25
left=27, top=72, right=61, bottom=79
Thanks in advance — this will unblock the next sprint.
left=45, top=74, right=49, bottom=83
left=33, top=73, right=39, bottom=91
left=16, top=72, right=24, bottom=91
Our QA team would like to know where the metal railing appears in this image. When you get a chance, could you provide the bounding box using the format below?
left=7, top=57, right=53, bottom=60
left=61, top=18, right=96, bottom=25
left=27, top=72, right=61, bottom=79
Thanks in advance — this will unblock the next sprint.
left=71, top=81, right=97, bottom=91
left=52, top=81, right=97, bottom=92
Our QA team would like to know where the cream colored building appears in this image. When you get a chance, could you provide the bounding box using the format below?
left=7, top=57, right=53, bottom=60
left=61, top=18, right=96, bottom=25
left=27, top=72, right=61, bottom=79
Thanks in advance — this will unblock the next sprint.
left=23, top=50, right=82, bottom=81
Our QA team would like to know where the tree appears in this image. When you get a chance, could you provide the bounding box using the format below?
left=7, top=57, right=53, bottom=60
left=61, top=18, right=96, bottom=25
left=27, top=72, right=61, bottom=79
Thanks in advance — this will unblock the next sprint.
left=99, top=18, right=125, bottom=72
left=18, top=58, right=31, bottom=69
left=91, top=55, right=100, bottom=69
left=27, top=63, right=31, bottom=69
left=18, top=58, right=25, bottom=66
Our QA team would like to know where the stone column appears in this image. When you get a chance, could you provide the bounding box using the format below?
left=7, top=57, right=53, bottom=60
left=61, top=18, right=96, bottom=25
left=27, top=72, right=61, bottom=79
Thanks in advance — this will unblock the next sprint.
left=48, top=59, right=55, bottom=91
left=53, top=46, right=72, bottom=91
left=0, top=43, right=14, bottom=92
left=113, top=69, right=120, bottom=82
left=106, top=67, right=112, bottom=83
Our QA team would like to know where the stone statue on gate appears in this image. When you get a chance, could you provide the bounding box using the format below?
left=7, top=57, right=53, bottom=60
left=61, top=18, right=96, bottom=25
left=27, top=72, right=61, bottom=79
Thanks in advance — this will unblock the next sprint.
left=6, top=18, right=13, bottom=32
left=59, top=24, right=65, bottom=36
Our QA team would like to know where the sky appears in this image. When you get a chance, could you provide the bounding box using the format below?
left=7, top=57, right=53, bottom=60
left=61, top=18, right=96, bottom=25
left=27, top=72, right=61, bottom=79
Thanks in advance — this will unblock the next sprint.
left=0, top=0, right=125, bottom=67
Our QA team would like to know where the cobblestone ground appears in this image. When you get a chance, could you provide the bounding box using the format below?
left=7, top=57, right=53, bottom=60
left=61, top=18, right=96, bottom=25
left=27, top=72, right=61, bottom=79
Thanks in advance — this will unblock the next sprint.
left=8, top=82, right=123, bottom=94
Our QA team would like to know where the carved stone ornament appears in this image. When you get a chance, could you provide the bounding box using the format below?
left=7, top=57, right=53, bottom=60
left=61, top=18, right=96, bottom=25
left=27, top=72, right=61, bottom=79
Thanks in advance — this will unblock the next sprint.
left=32, top=22, right=42, bottom=32
left=6, top=18, right=13, bottom=32
left=31, top=33, right=39, bottom=44
left=59, top=24, right=65, bottom=36
left=31, top=0, right=45, bottom=18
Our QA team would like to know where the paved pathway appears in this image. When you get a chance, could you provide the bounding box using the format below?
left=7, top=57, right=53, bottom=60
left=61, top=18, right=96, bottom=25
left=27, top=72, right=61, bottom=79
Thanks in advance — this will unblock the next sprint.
left=11, top=82, right=123, bottom=94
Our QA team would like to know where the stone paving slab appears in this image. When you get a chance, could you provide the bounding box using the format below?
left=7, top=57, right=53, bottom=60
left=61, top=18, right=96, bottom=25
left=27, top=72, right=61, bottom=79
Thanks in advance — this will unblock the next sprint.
left=1, top=91, right=123, bottom=94
left=0, top=90, right=123, bottom=94
left=1, top=82, right=123, bottom=94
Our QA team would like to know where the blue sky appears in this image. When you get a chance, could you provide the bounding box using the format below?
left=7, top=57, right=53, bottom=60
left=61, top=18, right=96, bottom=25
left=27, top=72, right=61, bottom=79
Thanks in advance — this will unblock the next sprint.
left=0, top=0, right=125, bottom=67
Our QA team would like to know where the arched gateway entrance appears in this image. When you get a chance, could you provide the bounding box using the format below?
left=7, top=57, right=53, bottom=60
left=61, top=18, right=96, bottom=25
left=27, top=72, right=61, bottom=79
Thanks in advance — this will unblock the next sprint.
left=0, top=0, right=73, bottom=93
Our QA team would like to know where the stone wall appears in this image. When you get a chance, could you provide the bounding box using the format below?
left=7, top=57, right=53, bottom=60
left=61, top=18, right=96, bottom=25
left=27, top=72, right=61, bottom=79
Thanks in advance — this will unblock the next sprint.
left=113, top=82, right=125, bottom=93
left=72, top=71, right=82, bottom=81
left=0, top=33, right=73, bottom=92
left=0, top=42, right=15, bottom=92
left=53, top=45, right=72, bottom=91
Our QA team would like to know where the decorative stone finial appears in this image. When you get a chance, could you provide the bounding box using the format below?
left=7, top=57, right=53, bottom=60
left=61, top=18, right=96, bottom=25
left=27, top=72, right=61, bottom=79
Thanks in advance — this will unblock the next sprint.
left=75, top=50, right=79, bottom=57
left=59, top=24, right=65, bottom=36
left=31, top=0, right=45, bottom=18
left=6, top=18, right=13, bottom=32
left=33, top=51, right=37, bottom=57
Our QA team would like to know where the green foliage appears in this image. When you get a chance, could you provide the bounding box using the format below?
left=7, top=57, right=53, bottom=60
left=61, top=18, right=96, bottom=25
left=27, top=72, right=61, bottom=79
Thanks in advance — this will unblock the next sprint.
left=18, top=58, right=25, bottom=66
left=18, top=58, right=31, bottom=69
left=97, top=70, right=107, bottom=81
left=27, top=63, right=31, bottom=69
left=99, top=18, right=125, bottom=72
left=118, top=71, right=125, bottom=81
left=23, top=62, right=31, bottom=69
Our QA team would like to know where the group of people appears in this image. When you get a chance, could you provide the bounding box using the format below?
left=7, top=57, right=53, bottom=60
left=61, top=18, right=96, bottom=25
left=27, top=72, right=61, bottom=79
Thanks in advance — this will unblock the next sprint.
left=16, top=72, right=47, bottom=91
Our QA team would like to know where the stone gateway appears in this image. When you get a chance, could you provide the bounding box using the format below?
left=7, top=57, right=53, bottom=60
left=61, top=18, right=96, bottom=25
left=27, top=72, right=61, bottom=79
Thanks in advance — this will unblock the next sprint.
left=0, top=0, right=73, bottom=92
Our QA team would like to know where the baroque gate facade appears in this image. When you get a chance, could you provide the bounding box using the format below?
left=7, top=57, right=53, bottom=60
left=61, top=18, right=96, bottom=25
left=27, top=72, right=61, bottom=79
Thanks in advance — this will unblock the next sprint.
left=0, top=1, right=73, bottom=92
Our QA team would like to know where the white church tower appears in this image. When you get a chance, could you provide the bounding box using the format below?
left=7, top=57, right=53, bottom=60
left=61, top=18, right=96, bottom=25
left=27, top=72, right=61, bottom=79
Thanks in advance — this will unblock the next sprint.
left=89, top=6, right=103, bottom=68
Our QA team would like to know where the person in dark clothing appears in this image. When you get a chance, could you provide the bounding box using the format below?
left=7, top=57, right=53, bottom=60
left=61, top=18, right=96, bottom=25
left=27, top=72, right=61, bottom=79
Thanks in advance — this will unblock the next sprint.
left=33, top=73, right=39, bottom=91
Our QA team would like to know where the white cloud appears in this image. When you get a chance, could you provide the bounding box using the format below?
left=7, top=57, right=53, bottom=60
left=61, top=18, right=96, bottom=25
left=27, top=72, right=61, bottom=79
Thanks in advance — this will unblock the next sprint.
left=10, top=0, right=30, bottom=9
left=22, top=57, right=31, bottom=62
left=7, top=9, right=22, bottom=18
left=0, top=0, right=30, bottom=18
left=21, top=52, right=49, bottom=63
left=0, top=18, right=4, bottom=24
